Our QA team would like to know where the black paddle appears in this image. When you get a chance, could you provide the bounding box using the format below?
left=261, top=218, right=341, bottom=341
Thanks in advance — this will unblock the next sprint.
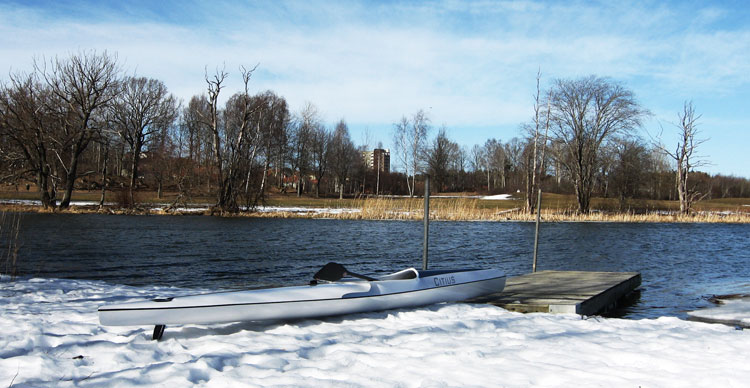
left=313, top=262, right=376, bottom=283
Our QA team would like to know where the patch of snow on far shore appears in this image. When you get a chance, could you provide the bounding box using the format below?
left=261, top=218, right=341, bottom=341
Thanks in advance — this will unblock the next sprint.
left=482, top=194, right=513, bottom=200
left=255, top=206, right=360, bottom=215
left=0, top=199, right=105, bottom=206
left=153, top=206, right=208, bottom=213
left=151, top=205, right=362, bottom=215
left=1, top=277, right=749, bottom=387
left=155, top=206, right=362, bottom=215
left=0, top=199, right=361, bottom=216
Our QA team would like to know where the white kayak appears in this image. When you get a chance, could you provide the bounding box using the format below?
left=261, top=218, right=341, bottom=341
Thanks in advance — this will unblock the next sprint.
left=99, top=267, right=505, bottom=336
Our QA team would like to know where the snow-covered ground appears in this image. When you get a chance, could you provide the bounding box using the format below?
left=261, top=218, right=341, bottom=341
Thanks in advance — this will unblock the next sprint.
left=2, top=277, right=749, bottom=387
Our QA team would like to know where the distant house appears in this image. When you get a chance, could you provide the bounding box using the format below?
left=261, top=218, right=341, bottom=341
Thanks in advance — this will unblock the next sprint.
left=362, top=148, right=390, bottom=173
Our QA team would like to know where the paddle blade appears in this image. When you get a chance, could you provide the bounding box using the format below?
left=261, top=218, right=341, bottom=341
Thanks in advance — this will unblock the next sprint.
left=313, top=262, right=348, bottom=282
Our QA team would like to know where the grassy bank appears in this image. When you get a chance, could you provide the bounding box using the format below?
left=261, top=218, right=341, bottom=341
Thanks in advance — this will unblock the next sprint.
left=1, top=189, right=749, bottom=223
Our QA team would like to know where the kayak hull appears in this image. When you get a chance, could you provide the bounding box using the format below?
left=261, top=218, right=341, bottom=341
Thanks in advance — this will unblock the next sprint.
left=99, top=268, right=505, bottom=326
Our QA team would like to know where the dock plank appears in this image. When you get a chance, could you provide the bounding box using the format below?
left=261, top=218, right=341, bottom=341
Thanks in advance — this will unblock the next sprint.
left=468, top=270, right=641, bottom=315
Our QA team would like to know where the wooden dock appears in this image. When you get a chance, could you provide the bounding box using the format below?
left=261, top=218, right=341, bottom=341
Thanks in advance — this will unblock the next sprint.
left=468, top=270, right=642, bottom=316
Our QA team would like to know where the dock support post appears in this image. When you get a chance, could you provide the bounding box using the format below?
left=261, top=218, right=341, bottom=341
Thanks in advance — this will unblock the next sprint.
left=532, top=189, right=542, bottom=273
left=423, top=175, right=430, bottom=270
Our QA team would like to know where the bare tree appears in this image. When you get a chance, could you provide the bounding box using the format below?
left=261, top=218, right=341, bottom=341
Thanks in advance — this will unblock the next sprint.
left=469, top=143, right=485, bottom=189
left=199, top=66, right=229, bottom=211
left=181, top=95, right=212, bottom=195
left=35, top=50, right=121, bottom=209
left=610, top=138, right=651, bottom=210
left=449, top=145, right=469, bottom=192
left=167, top=113, right=201, bottom=210
left=504, top=138, right=524, bottom=189
left=189, top=65, right=260, bottom=212
left=148, top=119, right=177, bottom=200
left=644, top=147, right=672, bottom=201
left=222, top=65, right=261, bottom=212
left=111, top=76, right=178, bottom=207
left=393, top=116, right=412, bottom=195
left=548, top=75, right=647, bottom=213
left=392, top=109, right=430, bottom=197
left=289, top=103, right=317, bottom=197
left=329, top=119, right=356, bottom=199
left=521, top=69, right=550, bottom=213
left=249, top=91, right=289, bottom=208
left=482, top=138, right=506, bottom=191
left=426, top=126, right=458, bottom=192
left=656, top=101, right=708, bottom=214
left=96, top=121, right=119, bottom=208
left=0, top=73, right=59, bottom=208
left=310, top=123, right=331, bottom=197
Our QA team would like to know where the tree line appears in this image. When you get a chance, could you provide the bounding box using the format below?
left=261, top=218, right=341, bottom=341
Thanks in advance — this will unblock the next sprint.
left=1, top=51, right=749, bottom=214
left=393, top=71, right=748, bottom=214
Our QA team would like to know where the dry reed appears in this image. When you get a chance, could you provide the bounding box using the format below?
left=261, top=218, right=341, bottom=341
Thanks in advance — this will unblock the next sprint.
left=342, top=198, right=750, bottom=223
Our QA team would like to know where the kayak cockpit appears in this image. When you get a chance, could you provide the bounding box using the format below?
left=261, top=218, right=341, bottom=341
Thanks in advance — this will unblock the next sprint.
left=378, top=268, right=482, bottom=280
left=378, top=268, right=419, bottom=280
left=417, top=269, right=480, bottom=277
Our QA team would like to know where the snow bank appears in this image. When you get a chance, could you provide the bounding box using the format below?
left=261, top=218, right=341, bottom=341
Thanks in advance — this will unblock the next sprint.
left=688, top=297, right=750, bottom=328
left=2, top=278, right=749, bottom=387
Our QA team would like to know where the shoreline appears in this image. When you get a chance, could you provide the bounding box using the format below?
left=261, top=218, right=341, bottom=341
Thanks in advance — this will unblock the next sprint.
left=2, top=201, right=749, bottom=224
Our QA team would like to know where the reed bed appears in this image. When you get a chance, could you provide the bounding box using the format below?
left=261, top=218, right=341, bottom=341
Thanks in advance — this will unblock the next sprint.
left=340, top=198, right=750, bottom=223
left=354, top=198, right=492, bottom=221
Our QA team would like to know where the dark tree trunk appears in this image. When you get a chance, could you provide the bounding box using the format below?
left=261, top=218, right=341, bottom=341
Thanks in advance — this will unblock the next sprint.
left=99, top=143, right=108, bottom=209
left=59, top=138, right=85, bottom=209
left=129, top=139, right=142, bottom=207
left=36, top=167, right=54, bottom=209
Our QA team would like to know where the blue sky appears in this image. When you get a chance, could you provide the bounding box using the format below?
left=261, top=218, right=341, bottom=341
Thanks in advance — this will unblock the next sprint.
left=1, top=0, right=749, bottom=177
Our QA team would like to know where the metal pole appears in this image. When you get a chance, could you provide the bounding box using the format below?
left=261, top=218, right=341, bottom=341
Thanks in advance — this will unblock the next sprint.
left=423, top=175, right=430, bottom=270
left=532, top=189, right=542, bottom=273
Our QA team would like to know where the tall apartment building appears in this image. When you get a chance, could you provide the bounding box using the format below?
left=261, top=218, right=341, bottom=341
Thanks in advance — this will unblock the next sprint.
left=362, top=148, right=390, bottom=173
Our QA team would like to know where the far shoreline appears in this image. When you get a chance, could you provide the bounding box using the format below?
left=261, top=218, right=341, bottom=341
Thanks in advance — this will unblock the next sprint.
left=2, top=198, right=749, bottom=224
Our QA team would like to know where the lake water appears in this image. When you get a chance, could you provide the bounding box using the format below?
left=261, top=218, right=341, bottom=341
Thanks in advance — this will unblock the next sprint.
left=6, top=213, right=750, bottom=320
